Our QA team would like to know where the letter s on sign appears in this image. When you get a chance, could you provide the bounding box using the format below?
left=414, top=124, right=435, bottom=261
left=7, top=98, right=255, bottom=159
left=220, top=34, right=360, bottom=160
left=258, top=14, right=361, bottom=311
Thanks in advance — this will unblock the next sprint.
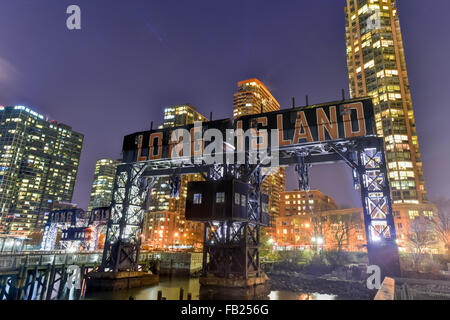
left=66, top=5, right=81, bottom=30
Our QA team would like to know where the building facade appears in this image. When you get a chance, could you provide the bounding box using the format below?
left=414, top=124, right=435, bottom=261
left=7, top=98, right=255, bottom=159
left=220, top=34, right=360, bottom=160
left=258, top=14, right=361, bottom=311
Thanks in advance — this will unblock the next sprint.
left=345, top=0, right=427, bottom=204
left=87, top=158, right=119, bottom=212
left=0, top=105, right=83, bottom=237
left=275, top=207, right=366, bottom=252
left=279, top=190, right=339, bottom=217
left=144, top=211, right=203, bottom=251
left=275, top=190, right=340, bottom=250
left=233, top=79, right=286, bottom=219
left=275, top=193, right=442, bottom=254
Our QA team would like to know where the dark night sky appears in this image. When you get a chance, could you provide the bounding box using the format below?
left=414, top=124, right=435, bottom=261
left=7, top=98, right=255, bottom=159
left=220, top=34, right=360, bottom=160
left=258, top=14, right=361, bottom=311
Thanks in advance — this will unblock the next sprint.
left=0, top=0, right=449, bottom=210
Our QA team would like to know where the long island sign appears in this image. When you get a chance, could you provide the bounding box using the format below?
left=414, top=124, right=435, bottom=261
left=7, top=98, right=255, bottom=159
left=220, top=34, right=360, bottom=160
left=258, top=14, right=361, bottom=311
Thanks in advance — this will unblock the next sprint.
left=122, top=98, right=376, bottom=168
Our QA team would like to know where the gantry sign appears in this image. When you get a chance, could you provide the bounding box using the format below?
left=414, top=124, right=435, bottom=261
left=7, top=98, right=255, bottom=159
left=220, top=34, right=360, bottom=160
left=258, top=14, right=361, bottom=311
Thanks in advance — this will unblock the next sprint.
left=101, top=97, right=401, bottom=279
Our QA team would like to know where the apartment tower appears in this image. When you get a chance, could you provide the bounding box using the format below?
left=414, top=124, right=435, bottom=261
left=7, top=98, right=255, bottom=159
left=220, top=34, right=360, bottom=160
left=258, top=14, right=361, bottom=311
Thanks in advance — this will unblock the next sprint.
left=345, top=0, right=427, bottom=204
left=233, top=79, right=286, bottom=218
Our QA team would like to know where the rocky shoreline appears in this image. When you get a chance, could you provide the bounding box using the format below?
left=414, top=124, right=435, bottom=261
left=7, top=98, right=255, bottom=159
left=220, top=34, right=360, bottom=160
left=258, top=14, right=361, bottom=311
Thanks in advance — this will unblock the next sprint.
left=267, top=271, right=376, bottom=300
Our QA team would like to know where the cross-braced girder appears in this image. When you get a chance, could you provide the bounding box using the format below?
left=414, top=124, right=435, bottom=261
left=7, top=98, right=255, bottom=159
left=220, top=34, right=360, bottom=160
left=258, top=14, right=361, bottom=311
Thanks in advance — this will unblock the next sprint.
left=100, top=163, right=159, bottom=271
left=202, top=221, right=260, bottom=278
left=100, top=135, right=400, bottom=277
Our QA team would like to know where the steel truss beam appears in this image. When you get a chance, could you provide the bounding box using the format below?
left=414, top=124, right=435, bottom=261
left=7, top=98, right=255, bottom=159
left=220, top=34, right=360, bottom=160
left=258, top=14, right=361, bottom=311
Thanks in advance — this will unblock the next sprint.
left=100, top=136, right=400, bottom=278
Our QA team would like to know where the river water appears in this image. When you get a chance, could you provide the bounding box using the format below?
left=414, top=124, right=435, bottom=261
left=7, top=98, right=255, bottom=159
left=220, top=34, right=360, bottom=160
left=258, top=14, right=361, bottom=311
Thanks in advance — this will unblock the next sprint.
left=83, top=276, right=337, bottom=300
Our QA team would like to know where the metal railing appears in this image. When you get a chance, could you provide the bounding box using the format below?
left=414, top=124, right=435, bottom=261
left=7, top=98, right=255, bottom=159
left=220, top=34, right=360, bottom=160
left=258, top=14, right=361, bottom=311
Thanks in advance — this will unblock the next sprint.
left=0, top=250, right=166, bottom=272
left=0, top=251, right=103, bottom=271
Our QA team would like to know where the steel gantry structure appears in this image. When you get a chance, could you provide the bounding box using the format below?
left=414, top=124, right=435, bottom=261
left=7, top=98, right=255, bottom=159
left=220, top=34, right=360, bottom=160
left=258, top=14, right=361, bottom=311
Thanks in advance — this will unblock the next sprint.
left=100, top=97, right=401, bottom=280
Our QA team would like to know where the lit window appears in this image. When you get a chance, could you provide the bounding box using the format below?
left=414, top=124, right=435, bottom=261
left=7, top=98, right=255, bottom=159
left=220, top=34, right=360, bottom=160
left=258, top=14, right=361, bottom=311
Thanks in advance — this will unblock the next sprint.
left=241, top=195, right=246, bottom=207
left=423, top=211, right=434, bottom=218
left=235, top=193, right=240, bottom=205
left=193, top=193, right=202, bottom=204
left=216, top=192, right=225, bottom=203
left=408, top=210, right=419, bottom=220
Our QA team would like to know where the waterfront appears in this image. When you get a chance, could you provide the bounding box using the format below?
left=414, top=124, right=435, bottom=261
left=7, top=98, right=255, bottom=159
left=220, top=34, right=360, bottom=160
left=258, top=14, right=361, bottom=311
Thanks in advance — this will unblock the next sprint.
left=83, top=276, right=337, bottom=300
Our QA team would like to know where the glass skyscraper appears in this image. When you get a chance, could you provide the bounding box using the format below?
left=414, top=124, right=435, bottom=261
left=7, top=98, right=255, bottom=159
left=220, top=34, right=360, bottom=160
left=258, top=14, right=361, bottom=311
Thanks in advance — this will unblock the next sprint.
left=88, top=158, right=119, bottom=212
left=0, top=105, right=83, bottom=237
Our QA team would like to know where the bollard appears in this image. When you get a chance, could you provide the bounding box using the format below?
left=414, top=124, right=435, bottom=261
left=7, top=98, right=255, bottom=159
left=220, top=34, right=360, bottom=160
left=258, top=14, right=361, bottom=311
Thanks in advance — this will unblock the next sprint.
left=187, top=293, right=192, bottom=300
left=179, top=288, right=184, bottom=300
left=157, top=290, right=162, bottom=300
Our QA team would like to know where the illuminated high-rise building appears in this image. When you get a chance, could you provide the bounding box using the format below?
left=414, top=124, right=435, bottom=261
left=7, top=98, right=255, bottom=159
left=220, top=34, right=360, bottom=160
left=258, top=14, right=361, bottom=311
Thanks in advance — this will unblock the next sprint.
left=150, top=104, right=208, bottom=213
left=88, top=158, right=119, bottom=212
left=145, top=104, right=207, bottom=248
left=161, top=104, right=207, bottom=129
left=345, top=0, right=427, bottom=204
left=233, top=79, right=286, bottom=217
left=0, top=105, right=83, bottom=237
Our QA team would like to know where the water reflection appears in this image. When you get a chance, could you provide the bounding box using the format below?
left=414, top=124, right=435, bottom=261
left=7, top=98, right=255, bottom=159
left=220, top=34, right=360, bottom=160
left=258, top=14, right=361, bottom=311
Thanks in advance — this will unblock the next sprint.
left=84, top=277, right=337, bottom=301
left=268, top=291, right=336, bottom=300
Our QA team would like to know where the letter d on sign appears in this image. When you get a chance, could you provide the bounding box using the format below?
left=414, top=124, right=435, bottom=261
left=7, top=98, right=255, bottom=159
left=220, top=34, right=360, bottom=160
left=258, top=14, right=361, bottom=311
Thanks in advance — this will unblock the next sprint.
left=366, top=265, right=381, bottom=290
left=66, top=5, right=81, bottom=30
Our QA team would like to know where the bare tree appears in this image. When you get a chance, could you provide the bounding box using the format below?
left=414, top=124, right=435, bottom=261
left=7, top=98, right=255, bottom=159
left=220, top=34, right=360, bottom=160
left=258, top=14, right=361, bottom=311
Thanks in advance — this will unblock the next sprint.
left=430, top=199, right=450, bottom=254
left=328, top=213, right=361, bottom=253
left=310, top=207, right=328, bottom=254
left=407, top=218, right=436, bottom=268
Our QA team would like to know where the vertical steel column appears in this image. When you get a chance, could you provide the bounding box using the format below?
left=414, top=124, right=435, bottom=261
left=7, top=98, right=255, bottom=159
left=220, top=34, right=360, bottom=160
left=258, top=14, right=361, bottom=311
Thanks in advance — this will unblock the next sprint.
left=200, top=164, right=264, bottom=280
left=101, top=163, right=155, bottom=272
left=356, top=138, right=401, bottom=278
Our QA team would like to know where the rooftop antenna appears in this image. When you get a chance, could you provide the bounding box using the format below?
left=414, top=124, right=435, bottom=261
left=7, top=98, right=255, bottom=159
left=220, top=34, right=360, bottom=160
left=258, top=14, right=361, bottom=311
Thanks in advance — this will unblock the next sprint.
left=305, top=95, right=309, bottom=106
left=292, top=97, right=296, bottom=109
left=150, top=121, right=153, bottom=131
left=210, top=112, right=213, bottom=121
left=341, top=89, right=346, bottom=101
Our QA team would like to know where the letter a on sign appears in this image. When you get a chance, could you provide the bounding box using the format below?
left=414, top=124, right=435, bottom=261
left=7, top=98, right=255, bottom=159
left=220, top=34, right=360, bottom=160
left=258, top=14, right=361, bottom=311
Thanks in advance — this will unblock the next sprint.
left=66, top=5, right=81, bottom=30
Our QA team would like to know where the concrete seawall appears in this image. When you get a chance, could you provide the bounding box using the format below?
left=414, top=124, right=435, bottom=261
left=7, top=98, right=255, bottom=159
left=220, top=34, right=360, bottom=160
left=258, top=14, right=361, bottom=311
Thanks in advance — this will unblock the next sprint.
left=154, top=252, right=203, bottom=276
